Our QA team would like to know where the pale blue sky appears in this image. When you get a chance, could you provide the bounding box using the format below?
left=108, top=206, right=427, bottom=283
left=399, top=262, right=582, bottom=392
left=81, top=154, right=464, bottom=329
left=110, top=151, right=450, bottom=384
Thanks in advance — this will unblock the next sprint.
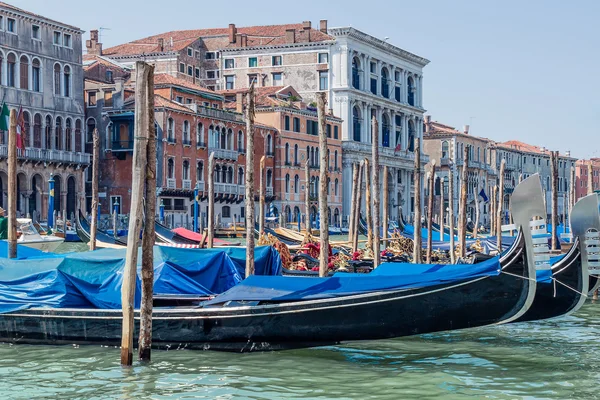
left=13, top=0, right=600, bottom=158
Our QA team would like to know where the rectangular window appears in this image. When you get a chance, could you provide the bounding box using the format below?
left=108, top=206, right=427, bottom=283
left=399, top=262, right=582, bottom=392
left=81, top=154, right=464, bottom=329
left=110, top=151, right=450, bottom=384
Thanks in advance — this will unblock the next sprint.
left=248, top=74, right=257, bottom=85
left=53, top=31, right=62, bottom=45
left=225, top=75, right=234, bottom=90
left=272, top=72, right=282, bottom=86
left=63, top=34, right=72, bottom=48
left=213, top=103, right=219, bottom=109
left=224, top=59, right=234, bottom=69
left=318, top=53, right=328, bottom=63
left=206, top=70, right=216, bottom=79
left=186, top=98, right=193, bottom=104
left=104, top=91, right=113, bottom=108
left=187, top=48, right=193, bottom=57
left=326, top=124, right=331, bottom=138
left=319, top=71, right=328, bottom=90
left=334, top=126, right=339, bottom=139
left=87, top=91, right=97, bottom=107
left=205, top=52, right=216, bottom=60
left=32, top=25, right=40, bottom=40
left=370, top=62, right=376, bottom=73
left=195, top=50, right=201, bottom=59
left=272, top=56, right=282, bottom=66
left=176, top=96, right=183, bottom=103
left=195, top=68, right=200, bottom=78
left=370, top=78, right=377, bottom=94
left=0, top=16, right=3, bottom=31
left=293, top=117, right=300, bottom=133
left=203, top=102, right=210, bottom=107
left=179, top=63, right=185, bottom=73
left=284, top=116, right=290, bottom=131
left=6, top=18, right=15, bottom=33
left=249, top=57, right=258, bottom=68
left=187, top=66, right=193, bottom=76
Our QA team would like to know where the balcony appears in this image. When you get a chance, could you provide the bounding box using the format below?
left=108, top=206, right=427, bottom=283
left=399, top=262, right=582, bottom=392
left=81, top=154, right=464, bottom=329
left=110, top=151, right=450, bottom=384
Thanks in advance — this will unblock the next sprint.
left=163, top=203, right=187, bottom=211
left=0, top=145, right=91, bottom=164
left=440, top=157, right=451, bottom=167
left=196, top=181, right=205, bottom=191
left=208, top=144, right=237, bottom=160
left=196, top=105, right=244, bottom=123
left=112, top=140, right=133, bottom=152
left=266, top=187, right=274, bottom=196
left=196, top=140, right=207, bottom=149
left=182, top=179, right=192, bottom=190
left=167, top=178, right=176, bottom=189
left=182, top=138, right=192, bottom=146
left=215, top=183, right=239, bottom=195
left=166, top=137, right=177, bottom=144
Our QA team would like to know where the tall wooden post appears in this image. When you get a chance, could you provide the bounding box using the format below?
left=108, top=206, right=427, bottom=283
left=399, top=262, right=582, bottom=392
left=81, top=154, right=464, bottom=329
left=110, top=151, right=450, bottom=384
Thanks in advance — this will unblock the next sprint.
left=364, top=159, right=372, bottom=250
left=207, top=152, right=215, bottom=248
left=439, top=171, right=444, bottom=241
left=352, top=161, right=364, bottom=253
left=89, top=128, right=99, bottom=251
left=497, top=159, right=505, bottom=251
left=348, top=163, right=358, bottom=241
left=138, top=62, right=155, bottom=362
left=317, top=92, right=329, bottom=276
left=588, top=163, right=594, bottom=195
left=371, top=116, right=381, bottom=267
left=383, top=165, right=389, bottom=241
left=473, top=172, right=480, bottom=239
left=448, top=167, right=456, bottom=263
left=7, top=110, right=17, bottom=258
left=569, top=166, right=575, bottom=212
left=259, top=156, right=266, bottom=234
left=551, top=151, right=559, bottom=251
left=458, top=145, right=468, bottom=258
left=121, top=61, right=151, bottom=366
left=413, top=137, right=422, bottom=263
left=245, top=85, right=256, bottom=276
left=426, top=161, right=436, bottom=263
left=304, top=159, right=311, bottom=239
left=490, top=185, right=495, bottom=236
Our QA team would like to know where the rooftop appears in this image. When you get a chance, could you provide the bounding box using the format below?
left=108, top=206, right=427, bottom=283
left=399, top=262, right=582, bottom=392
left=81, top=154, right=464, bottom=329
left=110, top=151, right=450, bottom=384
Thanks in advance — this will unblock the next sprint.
left=153, top=73, right=222, bottom=99
left=0, top=1, right=81, bottom=31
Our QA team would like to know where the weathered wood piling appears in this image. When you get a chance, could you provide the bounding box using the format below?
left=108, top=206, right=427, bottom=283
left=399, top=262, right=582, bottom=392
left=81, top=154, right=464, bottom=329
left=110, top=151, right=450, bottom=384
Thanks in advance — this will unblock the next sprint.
left=89, top=128, right=99, bottom=251
left=348, top=163, right=358, bottom=242
left=448, top=167, right=456, bottom=264
left=497, top=159, right=505, bottom=250
left=383, top=165, right=389, bottom=242
left=413, top=137, right=422, bottom=264
left=426, top=161, right=436, bottom=263
left=304, top=159, right=310, bottom=240
left=352, top=161, right=365, bottom=253
left=7, top=110, right=17, bottom=258
left=245, top=85, right=256, bottom=276
left=259, top=156, right=266, bottom=235
left=371, top=116, right=381, bottom=267
left=364, top=158, right=372, bottom=250
left=551, top=151, right=559, bottom=251
left=458, top=145, right=468, bottom=258
left=207, top=152, right=215, bottom=249
left=317, top=92, right=329, bottom=276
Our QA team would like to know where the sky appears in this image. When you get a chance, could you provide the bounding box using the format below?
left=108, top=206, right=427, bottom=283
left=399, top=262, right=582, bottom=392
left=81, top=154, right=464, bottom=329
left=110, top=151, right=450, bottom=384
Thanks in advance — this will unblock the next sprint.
left=12, top=0, right=600, bottom=159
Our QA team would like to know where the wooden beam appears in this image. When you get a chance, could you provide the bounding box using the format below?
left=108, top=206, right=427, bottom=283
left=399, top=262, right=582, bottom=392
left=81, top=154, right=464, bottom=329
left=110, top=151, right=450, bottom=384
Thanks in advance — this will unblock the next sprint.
left=448, top=167, right=456, bottom=264
left=364, top=158, right=372, bottom=250
left=317, top=92, right=329, bottom=277
left=352, top=161, right=365, bottom=253
left=497, top=159, right=505, bottom=251
left=413, top=137, right=422, bottom=263
left=138, top=62, right=155, bottom=362
left=458, top=145, right=468, bottom=258
left=207, top=152, right=215, bottom=249
left=383, top=165, right=389, bottom=242
left=348, top=163, right=358, bottom=241
left=439, top=170, right=444, bottom=242
left=245, top=84, right=256, bottom=276
left=551, top=151, right=559, bottom=251
left=473, top=172, right=480, bottom=239
left=89, top=128, right=99, bottom=251
left=259, top=156, right=265, bottom=234
left=7, top=109, right=17, bottom=258
left=121, top=61, right=151, bottom=366
left=304, top=159, right=310, bottom=240
left=426, top=161, right=436, bottom=263
left=371, top=115, right=381, bottom=268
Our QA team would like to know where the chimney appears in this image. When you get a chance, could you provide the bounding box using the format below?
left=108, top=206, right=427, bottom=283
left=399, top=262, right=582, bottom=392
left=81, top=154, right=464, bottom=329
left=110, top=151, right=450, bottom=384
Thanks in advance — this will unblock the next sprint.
left=319, top=20, right=328, bottom=33
left=463, top=124, right=470, bottom=134
left=566, top=150, right=571, bottom=157
left=241, top=34, right=248, bottom=47
left=285, top=29, right=296, bottom=44
left=157, top=38, right=164, bottom=52
left=236, top=92, right=244, bottom=113
left=235, top=33, right=243, bottom=47
left=85, top=29, right=103, bottom=56
left=229, top=23, right=237, bottom=44
left=424, top=115, right=431, bottom=133
left=114, top=77, right=125, bottom=109
left=302, top=21, right=312, bottom=30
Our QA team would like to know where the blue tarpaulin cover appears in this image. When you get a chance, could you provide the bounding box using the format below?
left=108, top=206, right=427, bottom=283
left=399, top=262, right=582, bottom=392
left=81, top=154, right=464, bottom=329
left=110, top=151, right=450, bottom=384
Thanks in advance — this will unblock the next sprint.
left=204, top=256, right=503, bottom=305
left=0, top=245, right=281, bottom=314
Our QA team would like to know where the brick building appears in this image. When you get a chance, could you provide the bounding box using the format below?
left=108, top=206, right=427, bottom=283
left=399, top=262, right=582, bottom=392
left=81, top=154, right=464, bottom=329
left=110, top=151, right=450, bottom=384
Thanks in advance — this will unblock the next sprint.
left=575, top=158, right=600, bottom=201
left=0, top=2, right=89, bottom=221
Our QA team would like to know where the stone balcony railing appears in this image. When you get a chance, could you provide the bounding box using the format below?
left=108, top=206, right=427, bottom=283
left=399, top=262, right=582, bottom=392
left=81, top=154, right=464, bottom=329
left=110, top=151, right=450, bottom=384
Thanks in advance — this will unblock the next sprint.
left=215, top=183, right=241, bottom=195
left=166, top=178, right=176, bottom=189
left=208, top=145, right=238, bottom=161
left=182, top=179, right=192, bottom=190
left=266, top=187, right=274, bottom=196
left=0, top=145, right=91, bottom=164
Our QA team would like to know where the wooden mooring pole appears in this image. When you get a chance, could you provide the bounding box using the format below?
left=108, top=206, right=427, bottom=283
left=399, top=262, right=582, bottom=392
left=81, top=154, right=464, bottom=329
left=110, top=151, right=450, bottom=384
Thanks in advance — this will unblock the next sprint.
left=364, top=158, right=372, bottom=250
left=259, top=156, right=266, bottom=235
left=304, top=159, right=310, bottom=239
left=448, top=167, right=456, bottom=264
left=352, top=161, right=364, bottom=253
left=89, top=128, right=99, bottom=250
left=348, top=163, right=358, bottom=242
left=383, top=165, right=389, bottom=241
left=497, top=159, right=505, bottom=251
left=426, top=161, right=436, bottom=263
left=121, top=61, right=152, bottom=366
left=207, top=152, right=215, bottom=249
left=458, top=145, right=468, bottom=258
left=7, top=110, right=17, bottom=258
left=551, top=151, right=559, bottom=251
left=413, top=137, right=422, bottom=264
left=371, top=116, right=381, bottom=267
left=317, top=92, right=329, bottom=276
left=439, top=171, right=444, bottom=241
left=245, top=85, right=256, bottom=276
left=138, top=62, right=156, bottom=362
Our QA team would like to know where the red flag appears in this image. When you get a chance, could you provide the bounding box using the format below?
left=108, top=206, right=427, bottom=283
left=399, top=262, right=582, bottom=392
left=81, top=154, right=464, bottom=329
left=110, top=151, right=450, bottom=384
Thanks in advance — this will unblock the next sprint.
left=394, top=143, right=402, bottom=154
left=16, top=106, right=25, bottom=151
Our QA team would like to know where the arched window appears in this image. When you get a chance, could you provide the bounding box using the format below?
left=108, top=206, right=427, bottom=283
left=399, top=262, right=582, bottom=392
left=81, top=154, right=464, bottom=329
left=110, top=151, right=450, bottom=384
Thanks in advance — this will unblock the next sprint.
left=335, top=178, right=339, bottom=196
left=408, top=120, right=415, bottom=152
left=63, top=65, right=71, bottom=97
left=32, top=58, right=41, bottom=92
left=382, top=114, right=390, bottom=147
left=306, top=146, right=310, bottom=165
left=407, top=76, right=415, bottom=106
left=53, top=63, right=61, bottom=95
left=222, top=205, right=231, bottom=218
left=237, top=131, right=244, bottom=152
left=167, top=118, right=174, bottom=141
left=266, top=169, right=272, bottom=187
left=352, top=57, right=361, bottom=89
left=353, top=105, right=362, bottom=142
left=183, top=160, right=190, bottom=180
left=33, top=114, right=42, bottom=148
left=221, top=165, right=227, bottom=183
left=227, top=128, right=233, bottom=150
left=182, top=120, right=190, bottom=143
left=334, top=208, right=340, bottom=227
left=477, top=147, right=480, bottom=162
left=294, top=144, right=299, bottom=165
left=196, top=122, right=204, bottom=145
left=65, top=118, right=72, bottom=151
left=197, top=161, right=204, bottom=181
left=285, top=143, right=290, bottom=164
left=441, top=141, right=449, bottom=159
left=55, top=117, right=63, bottom=150
left=266, top=134, right=272, bottom=155
left=285, top=174, right=290, bottom=193
left=20, top=55, right=29, bottom=89
left=294, top=174, right=299, bottom=194
left=327, top=177, right=330, bottom=195
left=7, top=53, right=16, bottom=87
left=334, top=150, right=338, bottom=170
left=86, top=118, right=96, bottom=143
left=315, top=148, right=319, bottom=167
left=238, top=167, right=244, bottom=184
left=220, top=127, right=226, bottom=149
left=214, top=165, right=221, bottom=183
left=167, top=158, right=174, bottom=179
left=381, top=67, right=389, bottom=98
left=327, top=149, right=330, bottom=168
left=75, top=119, right=82, bottom=152
left=22, top=111, right=30, bottom=148
left=227, top=166, right=233, bottom=183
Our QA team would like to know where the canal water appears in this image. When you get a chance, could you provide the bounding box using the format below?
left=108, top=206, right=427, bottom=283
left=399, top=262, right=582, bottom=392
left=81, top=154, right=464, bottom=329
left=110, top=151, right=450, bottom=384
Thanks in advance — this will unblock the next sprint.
left=0, top=302, right=599, bottom=399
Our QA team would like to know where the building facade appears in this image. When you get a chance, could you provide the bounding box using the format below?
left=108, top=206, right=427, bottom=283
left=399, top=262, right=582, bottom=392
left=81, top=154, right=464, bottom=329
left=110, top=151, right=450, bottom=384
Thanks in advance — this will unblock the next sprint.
left=0, top=2, right=88, bottom=221
left=574, top=158, right=600, bottom=201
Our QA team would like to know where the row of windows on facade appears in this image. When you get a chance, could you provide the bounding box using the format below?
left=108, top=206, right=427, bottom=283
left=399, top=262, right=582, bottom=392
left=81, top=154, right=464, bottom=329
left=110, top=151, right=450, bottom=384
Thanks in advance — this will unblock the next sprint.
left=0, top=49, right=73, bottom=96
left=1, top=111, right=83, bottom=152
left=282, top=142, right=339, bottom=170
left=178, top=62, right=220, bottom=81
left=283, top=174, right=340, bottom=197
left=223, top=54, right=328, bottom=71
left=222, top=71, right=328, bottom=90
left=283, top=115, right=339, bottom=139
left=165, top=159, right=273, bottom=187
left=580, top=167, right=600, bottom=176
left=0, top=16, right=72, bottom=47
left=352, top=107, right=417, bottom=149
left=165, top=120, right=254, bottom=150
left=185, top=47, right=220, bottom=60
left=351, top=57, right=418, bottom=106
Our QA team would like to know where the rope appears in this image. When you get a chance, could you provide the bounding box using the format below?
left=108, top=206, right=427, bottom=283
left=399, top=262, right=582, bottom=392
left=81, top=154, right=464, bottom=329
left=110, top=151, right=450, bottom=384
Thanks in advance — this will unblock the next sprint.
left=500, top=270, right=537, bottom=283
left=551, top=277, right=589, bottom=298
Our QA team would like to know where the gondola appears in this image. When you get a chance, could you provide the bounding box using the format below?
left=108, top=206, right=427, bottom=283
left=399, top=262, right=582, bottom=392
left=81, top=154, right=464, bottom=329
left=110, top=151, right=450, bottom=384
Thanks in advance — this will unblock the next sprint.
left=76, top=210, right=127, bottom=247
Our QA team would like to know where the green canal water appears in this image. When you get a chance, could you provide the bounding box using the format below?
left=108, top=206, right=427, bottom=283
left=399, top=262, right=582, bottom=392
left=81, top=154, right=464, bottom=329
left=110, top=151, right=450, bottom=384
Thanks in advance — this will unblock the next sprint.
left=5, top=239, right=598, bottom=399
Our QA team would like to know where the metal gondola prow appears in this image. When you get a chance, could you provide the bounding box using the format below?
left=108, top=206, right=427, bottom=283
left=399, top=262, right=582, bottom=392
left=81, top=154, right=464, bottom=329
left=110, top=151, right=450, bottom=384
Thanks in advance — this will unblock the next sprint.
left=570, top=193, right=600, bottom=286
